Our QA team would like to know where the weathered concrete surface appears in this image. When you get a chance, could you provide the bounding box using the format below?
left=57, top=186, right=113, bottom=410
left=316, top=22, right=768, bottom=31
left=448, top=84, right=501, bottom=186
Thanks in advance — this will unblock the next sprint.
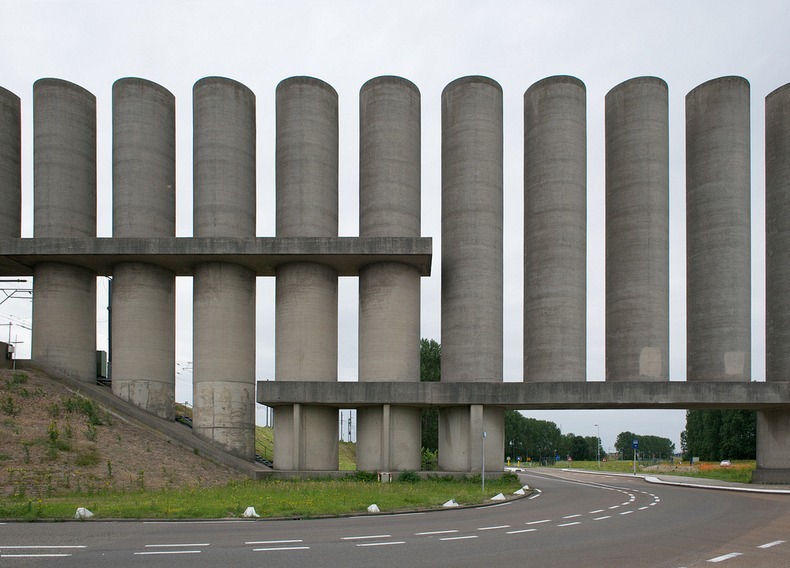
left=766, top=83, right=790, bottom=381
left=440, top=76, right=504, bottom=472
left=192, top=77, right=257, bottom=460
left=193, top=77, right=256, bottom=238
left=32, top=263, right=96, bottom=381
left=761, top=83, right=790, bottom=484
left=258, top=380, right=790, bottom=410
left=686, top=77, right=751, bottom=382
left=524, top=76, right=586, bottom=381
left=112, top=78, right=175, bottom=237
left=357, top=76, right=421, bottom=472
left=0, top=236, right=432, bottom=276
left=192, top=262, right=256, bottom=459
left=112, top=78, right=176, bottom=419
left=275, top=77, right=339, bottom=471
left=32, top=79, right=96, bottom=382
left=605, top=77, right=669, bottom=381
left=111, top=263, right=175, bottom=419
left=0, top=86, right=20, bottom=238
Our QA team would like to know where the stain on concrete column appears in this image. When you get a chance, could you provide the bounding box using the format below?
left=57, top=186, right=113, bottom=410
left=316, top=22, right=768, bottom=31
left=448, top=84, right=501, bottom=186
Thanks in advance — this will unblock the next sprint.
left=111, top=78, right=176, bottom=420
left=686, top=77, right=750, bottom=382
left=605, top=77, right=669, bottom=381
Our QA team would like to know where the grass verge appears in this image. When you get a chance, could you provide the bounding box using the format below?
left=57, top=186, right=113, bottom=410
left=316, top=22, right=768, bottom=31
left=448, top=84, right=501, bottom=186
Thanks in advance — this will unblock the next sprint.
left=543, top=459, right=756, bottom=484
left=0, top=473, right=523, bottom=521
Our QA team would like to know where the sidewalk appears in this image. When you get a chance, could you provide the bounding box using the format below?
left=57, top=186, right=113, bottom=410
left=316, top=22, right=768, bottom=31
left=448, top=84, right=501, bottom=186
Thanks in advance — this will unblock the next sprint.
left=556, top=468, right=790, bottom=494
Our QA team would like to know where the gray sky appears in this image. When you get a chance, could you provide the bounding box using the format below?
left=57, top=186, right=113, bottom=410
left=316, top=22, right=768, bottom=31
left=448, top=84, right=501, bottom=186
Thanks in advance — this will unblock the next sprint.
left=2, top=0, right=789, bottom=451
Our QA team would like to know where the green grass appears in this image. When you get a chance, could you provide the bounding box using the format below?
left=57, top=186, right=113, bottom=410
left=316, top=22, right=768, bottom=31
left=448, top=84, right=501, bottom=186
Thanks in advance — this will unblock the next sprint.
left=545, top=459, right=756, bottom=483
left=255, top=426, right=357, bottom=470
left=0, top=474, right=523, bottom=520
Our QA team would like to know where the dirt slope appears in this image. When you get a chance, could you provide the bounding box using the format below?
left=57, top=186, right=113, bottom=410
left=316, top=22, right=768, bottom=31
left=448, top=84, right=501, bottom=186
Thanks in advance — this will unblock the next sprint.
left=0, top=369, right=240, bottom=497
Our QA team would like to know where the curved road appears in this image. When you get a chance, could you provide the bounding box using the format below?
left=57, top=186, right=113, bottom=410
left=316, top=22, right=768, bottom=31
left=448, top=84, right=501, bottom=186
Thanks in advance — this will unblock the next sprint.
left=1, top=470, right=788, bottom=567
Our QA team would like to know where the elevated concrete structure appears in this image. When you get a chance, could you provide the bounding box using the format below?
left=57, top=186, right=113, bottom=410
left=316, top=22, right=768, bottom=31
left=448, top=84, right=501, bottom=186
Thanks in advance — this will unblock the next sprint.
left=605, top=77, right=669, bottom=381
left=440, top=76, right=504, bottom=472
left=274, top=77, right=339, bottom=471
left=524, top=76, right=587, bottom=381
left=0, top=86, right=20, bottom=238
left=357, top=76, right=421, bottom=472
left=258, top=380, right=790, bottom=410
left=192, top=77, right=256, bottom=459
left=759, top=82, right=790, bottom=483
left=686, top=77, right=751, bottom=382
left=31, top=79, right=97, bottom=382
left=111, top=78, right=176, bottom=419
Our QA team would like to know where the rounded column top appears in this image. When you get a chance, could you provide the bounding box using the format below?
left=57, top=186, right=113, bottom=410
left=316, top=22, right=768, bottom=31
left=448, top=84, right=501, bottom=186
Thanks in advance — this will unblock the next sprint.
left=361, top=75, right=419, bottom=94
left=687, top=75, right=749, bottom=98
left=767, top=82, right=790, bottom=102
left=34, top=78, right=95, bottom=100
left=113, top=77, right=174, bottom=98
left=443, top=75, right=501, bottom=96
left=193, top=76, right=255, bottom=98
left=0, top=85, right=20, bottom=105
left=526, top=75, right=585, bottom=95
left=277, top=76, right=338, bottom=96
left=606, top=76, right=667, bottom=97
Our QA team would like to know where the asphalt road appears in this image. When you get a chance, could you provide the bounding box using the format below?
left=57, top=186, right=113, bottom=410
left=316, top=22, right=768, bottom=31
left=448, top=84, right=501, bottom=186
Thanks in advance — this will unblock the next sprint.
left=1, top=470, right=788, bottom=567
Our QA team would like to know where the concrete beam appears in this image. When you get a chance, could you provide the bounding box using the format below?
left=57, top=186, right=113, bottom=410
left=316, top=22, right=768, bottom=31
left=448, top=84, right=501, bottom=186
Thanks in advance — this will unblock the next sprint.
left=0, top=236, right=432, bottom=277
left=257, top=380, right=790, bottom=410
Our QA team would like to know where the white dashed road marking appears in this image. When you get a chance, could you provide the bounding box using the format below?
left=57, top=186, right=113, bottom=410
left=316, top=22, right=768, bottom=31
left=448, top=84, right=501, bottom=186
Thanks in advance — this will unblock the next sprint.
left=506, top=528, right=537, bottom=535
left=707, top=552, right=743, bottom=562
left=757, top=540, right=785, bottom=549
left=440, top=536, right=478, bottom=541
left=342, top=534, right=391, bottom=541
left=478, top=525, right=510, bottom=531
left=246, top=540, right=303, bottom=545
left=526, top=519, right=551, bottom=525
left=415, top=530, right=458, bottom=536
left=254, top=546, right=310, bottom=552
left=557, top=521, right=581, bottom=527
left=356, top=541, right=405, bottom=547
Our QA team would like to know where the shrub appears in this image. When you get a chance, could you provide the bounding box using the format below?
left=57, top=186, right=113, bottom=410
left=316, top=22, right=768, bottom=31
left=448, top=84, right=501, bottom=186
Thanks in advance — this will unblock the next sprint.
left=397, top=470, right=421, bottom=483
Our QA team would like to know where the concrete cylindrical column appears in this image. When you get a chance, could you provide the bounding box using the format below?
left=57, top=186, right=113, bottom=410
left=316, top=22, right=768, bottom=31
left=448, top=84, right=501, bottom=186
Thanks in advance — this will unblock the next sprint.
left=111, top=78, right=176, bottom=419
left=758, top=83, right=790, bottom=481
left=605, top=77, right=669, bottom=381
left=0, top=86, right=20, bottom=237
left=192, top=77, right=256, bottom=459
left=357, top=76, right=421, bottom=472
left=440, top=76, right=503, bottom=472
left=766, top=83, right=790, bottom=381
left=275, top=77, right=339, bottom=471
left=686, top=76, right=750, bottom=381
left=524, top=76, right=587, bottom=382
left=32, top=79, right=96, bottom=381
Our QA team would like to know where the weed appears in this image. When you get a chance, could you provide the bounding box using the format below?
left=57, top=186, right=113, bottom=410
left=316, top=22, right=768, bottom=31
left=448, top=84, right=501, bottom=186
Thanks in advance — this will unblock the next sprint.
left=64, top=420, right=72, bottom=439
left=137, top=470, right=145, bottom=489
left=349, top=470, right=378, bottom=482
left=397, top=470, right=421, bottom=483
left=74, top=449, right=100, bottom=467
left=0, top=453, right=7, bottom=461
left=10, top=371, right=27, bottom=385
left=84, top=423, right=98, bottom=442
left=1, top=396, right=18, bottom=416
left=63, top=396, right=107, bottom=425
left=47, top=420, right=59, bottom=445
left=193, top=447, right=199, bottom=456
left=47, top=402, right=60, bottom=418
left=107, top=460, right=113, bottom=478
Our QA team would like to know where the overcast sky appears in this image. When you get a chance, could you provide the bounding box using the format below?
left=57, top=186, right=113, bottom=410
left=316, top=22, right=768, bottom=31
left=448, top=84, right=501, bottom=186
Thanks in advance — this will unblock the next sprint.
left=2, top=0, right=789, bottom=451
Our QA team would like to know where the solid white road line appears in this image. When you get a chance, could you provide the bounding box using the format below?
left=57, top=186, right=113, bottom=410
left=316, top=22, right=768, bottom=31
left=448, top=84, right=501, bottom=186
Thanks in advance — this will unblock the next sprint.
left=356, top=541, right=405, bottom=547
left=415, top=530, right=458, bottom=536
left=707, top=552, right=743, bottom=562
left=1, top=554, right=72, bottom=558
left=134, top=550, right=201, bottom=555
left=144, top=543, right=210, bottom=547
left=253, top=546, right=310, bottom=552
left=757, top=540, right=785, bottom=549
left=342, top=534, right=391, bottom=540
left=478, top=525, right=510, bottom=531
left=246, top=539, right=303, bottom=545
left=0, top=546, right=86, bottom=549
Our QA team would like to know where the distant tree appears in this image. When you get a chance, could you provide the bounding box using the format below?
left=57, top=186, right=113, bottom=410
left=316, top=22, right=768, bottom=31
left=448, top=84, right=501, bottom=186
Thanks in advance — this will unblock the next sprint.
left=420, top=339, right=441, bottom=452
left=504, top=410, right=563, bottom=463
left=615, top=431, right=675, bottom=460
left=681, top=409, right=755, bottom=461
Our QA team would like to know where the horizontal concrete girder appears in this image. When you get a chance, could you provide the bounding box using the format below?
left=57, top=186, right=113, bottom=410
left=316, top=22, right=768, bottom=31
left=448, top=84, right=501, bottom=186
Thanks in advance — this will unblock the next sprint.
left=257, top=380, right=790, bottom=410
left=0, top=236, right=432, bottom=277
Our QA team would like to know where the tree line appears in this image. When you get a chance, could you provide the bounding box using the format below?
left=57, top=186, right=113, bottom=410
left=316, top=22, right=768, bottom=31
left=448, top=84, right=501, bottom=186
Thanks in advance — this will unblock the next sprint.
left=681, top=409, right=756, bottom=461
left=419, top=339, right=674, bottom=463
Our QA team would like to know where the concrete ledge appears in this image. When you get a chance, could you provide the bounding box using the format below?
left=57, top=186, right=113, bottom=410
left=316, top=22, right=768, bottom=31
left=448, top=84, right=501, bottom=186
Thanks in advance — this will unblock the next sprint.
left=0, top=236, right=433, bottom=277
left=257, top=381, right=790, bottom=410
